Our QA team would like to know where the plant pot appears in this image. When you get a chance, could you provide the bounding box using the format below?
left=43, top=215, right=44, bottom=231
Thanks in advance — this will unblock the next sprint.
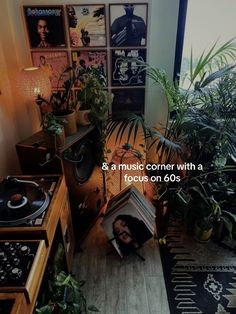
left=43, top=128, right=65, bottom=149
left=194, top=222, right=213, bottom=242
left=76, top=109, right=91, bottom=126
left=54, top=110, right=77, bottom=136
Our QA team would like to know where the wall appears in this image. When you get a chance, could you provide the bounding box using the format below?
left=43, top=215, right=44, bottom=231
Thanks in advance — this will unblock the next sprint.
left=0, top=0, right=179, bottom=176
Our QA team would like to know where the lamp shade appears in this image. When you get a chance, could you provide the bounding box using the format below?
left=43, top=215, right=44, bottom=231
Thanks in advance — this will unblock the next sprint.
left=18, top=67, right=51, bottom=102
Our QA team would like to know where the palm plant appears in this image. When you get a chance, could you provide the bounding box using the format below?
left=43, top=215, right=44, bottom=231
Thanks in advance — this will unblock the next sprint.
left=107, top=39, right=236, bottom=162
left=106, top=39, right=236, bottom=239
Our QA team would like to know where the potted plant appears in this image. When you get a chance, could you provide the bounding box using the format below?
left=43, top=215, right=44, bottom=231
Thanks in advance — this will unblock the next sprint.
left=105, top=39, right=236, bottom=241
left=35, top=243, right=99, bottom=314
left=41, top=112, right=66, bottom=149
left=76, top=67, right=109, bottom=127
left=73, top=67, right=112, bottom=201
left=37, top=66, right=80, bottom=137
left=194, top=216, right=214, bottom=242
left=35, top=271, right=99, bottom=314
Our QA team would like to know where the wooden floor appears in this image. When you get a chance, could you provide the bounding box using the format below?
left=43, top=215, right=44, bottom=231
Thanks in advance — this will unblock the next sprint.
left=72, top=218, right=170, bottom=314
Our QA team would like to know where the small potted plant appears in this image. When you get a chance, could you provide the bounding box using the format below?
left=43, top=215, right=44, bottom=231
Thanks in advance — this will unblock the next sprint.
left=35, top=271, right=99, bottom=314
left=41, top=112, right=65, bottom=149
left=194, top=216, right=214, bottom=242
left=76, top=67, right=109, bottom=126
left=35, top=243, right=99, bottom=314
left=37, top=66, right=79, bottom=137
left=36, top=98, right=66, bottom=149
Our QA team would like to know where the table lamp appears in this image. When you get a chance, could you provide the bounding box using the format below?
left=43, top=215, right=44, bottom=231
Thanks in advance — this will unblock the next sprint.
left=18, top=67, right=51, bottom=102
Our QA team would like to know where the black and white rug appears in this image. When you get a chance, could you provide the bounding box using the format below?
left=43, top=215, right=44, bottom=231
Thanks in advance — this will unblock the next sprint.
left=159, top=223, right=236, bottom=314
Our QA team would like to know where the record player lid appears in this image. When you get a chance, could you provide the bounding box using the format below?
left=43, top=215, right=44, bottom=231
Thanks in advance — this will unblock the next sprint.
left=0, top=177, right=50, bottom=226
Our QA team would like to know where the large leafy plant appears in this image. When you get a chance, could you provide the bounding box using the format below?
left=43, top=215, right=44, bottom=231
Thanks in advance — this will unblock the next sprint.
left=106, top=39, right=236, bottom=238
left=35, top=244, right=99, bottom=314
left=37, top=65, right=108, bottom=115
left=35, top=271, right=99, bottom=314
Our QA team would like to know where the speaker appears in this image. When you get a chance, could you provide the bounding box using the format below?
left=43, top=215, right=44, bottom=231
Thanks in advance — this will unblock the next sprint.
left=62, top=131, right=104, bottom=240
left=16, top=126, right=104, bottom=241
left=64, top=138, right=95, bottom=184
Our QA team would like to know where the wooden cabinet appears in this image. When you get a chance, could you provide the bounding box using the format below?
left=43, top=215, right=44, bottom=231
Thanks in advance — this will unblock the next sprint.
left=16, top=126, right=105, bottom=243
left=16, top=126, right=95, bottom=175
left=0, top=293, right=27, bottom=314
left=59, top=192, right=75, bottom=270
left=0, top=175, right=75, bottom=314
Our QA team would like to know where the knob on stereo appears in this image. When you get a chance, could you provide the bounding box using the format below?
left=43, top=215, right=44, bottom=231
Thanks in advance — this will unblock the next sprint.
left=0, top=251, right=6, bottom=260
left=3, top=242, right=11, bottom=250
left=9, top=246, right=15, bottom=254
left=5, top=263, right=12, bottom=272
left=10, top=268, right=22, bottom=280
left=20, top=245, right=30, bottom=255
left=12, top=257, right=20, bottom=266
left=15, top=242, right=21, bottom=250
left=0, top=270, right=7, bottom=283
left=10, top=252, right=16, bottom=259
left=1, top=257, right=8, bottom=265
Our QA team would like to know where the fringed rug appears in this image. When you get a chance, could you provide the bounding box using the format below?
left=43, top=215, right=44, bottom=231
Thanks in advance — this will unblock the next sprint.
left=159, top=222, right=236, bottom=314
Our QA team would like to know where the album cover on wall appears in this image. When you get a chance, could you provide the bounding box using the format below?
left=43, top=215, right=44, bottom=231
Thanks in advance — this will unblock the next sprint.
left=23, top=6, right=66, bottom=48
left=111, top=88, right=145, bottom=114
left=71, top=50, right=107, bottom=87
left=111, top=48, right=146, bottom=86
left=31, top=51, right=69, bottom=89
left=66, top=5, right=106, bottom=47
left=109, top=3, right=148, bottom=47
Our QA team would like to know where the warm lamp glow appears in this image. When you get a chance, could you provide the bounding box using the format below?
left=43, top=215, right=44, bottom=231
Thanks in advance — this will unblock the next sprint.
left=18, top=67, right=51, bottom=102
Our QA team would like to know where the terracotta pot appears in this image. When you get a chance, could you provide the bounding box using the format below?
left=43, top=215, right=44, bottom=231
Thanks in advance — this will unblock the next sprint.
left=54, top=110, right=77, bottom=136
left=194, top=222, right=213, bottom=242
left=76, top=109, right=91, bottom=126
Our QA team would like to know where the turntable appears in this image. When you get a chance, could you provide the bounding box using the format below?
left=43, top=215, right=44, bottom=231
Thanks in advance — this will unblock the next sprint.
left=0, top=175, right=75, bottom=313
left=0, top=175, right=71, bottom=249
left=0, top=176, right=51, bottom=227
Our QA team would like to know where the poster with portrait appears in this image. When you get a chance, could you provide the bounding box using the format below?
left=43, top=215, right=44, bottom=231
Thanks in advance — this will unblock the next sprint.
left=31, top=51, right=69, bottom=89
left=109, top=3, right=148, bottom=47
left=66, top=5, right=106, bottom=47
left=23, top=6, right=66, bottom=48
left=101, top=185, right=155, bottom=258
left=111, top=88, right=145, bottom=114
left=111, top=49, right=146, bottom=86
left=71, top=50, right=107, bottom=87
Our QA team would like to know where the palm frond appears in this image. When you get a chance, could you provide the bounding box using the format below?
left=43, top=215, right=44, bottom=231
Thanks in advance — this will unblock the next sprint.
left=106, top=112, right=150, bottom=145
left=184, top=38, right=236, bottom=89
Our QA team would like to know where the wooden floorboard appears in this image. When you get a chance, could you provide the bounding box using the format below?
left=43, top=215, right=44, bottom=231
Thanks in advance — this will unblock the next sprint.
left=72, top=217, right=170, bottom=314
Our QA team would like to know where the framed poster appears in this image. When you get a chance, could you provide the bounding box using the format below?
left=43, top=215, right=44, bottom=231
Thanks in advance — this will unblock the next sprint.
left=71, top=50, right=107, bottom=87
left=66, top=5, right=106, bottom=47
left=23, top=6, right=67, bottom=48
left=111, top=88, right=145, bottom=114
left=111, top=48, right=146, bottom=86
left=109, top=3, right=148, bottom=47
left=31, top=51, right=69, bottom=89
